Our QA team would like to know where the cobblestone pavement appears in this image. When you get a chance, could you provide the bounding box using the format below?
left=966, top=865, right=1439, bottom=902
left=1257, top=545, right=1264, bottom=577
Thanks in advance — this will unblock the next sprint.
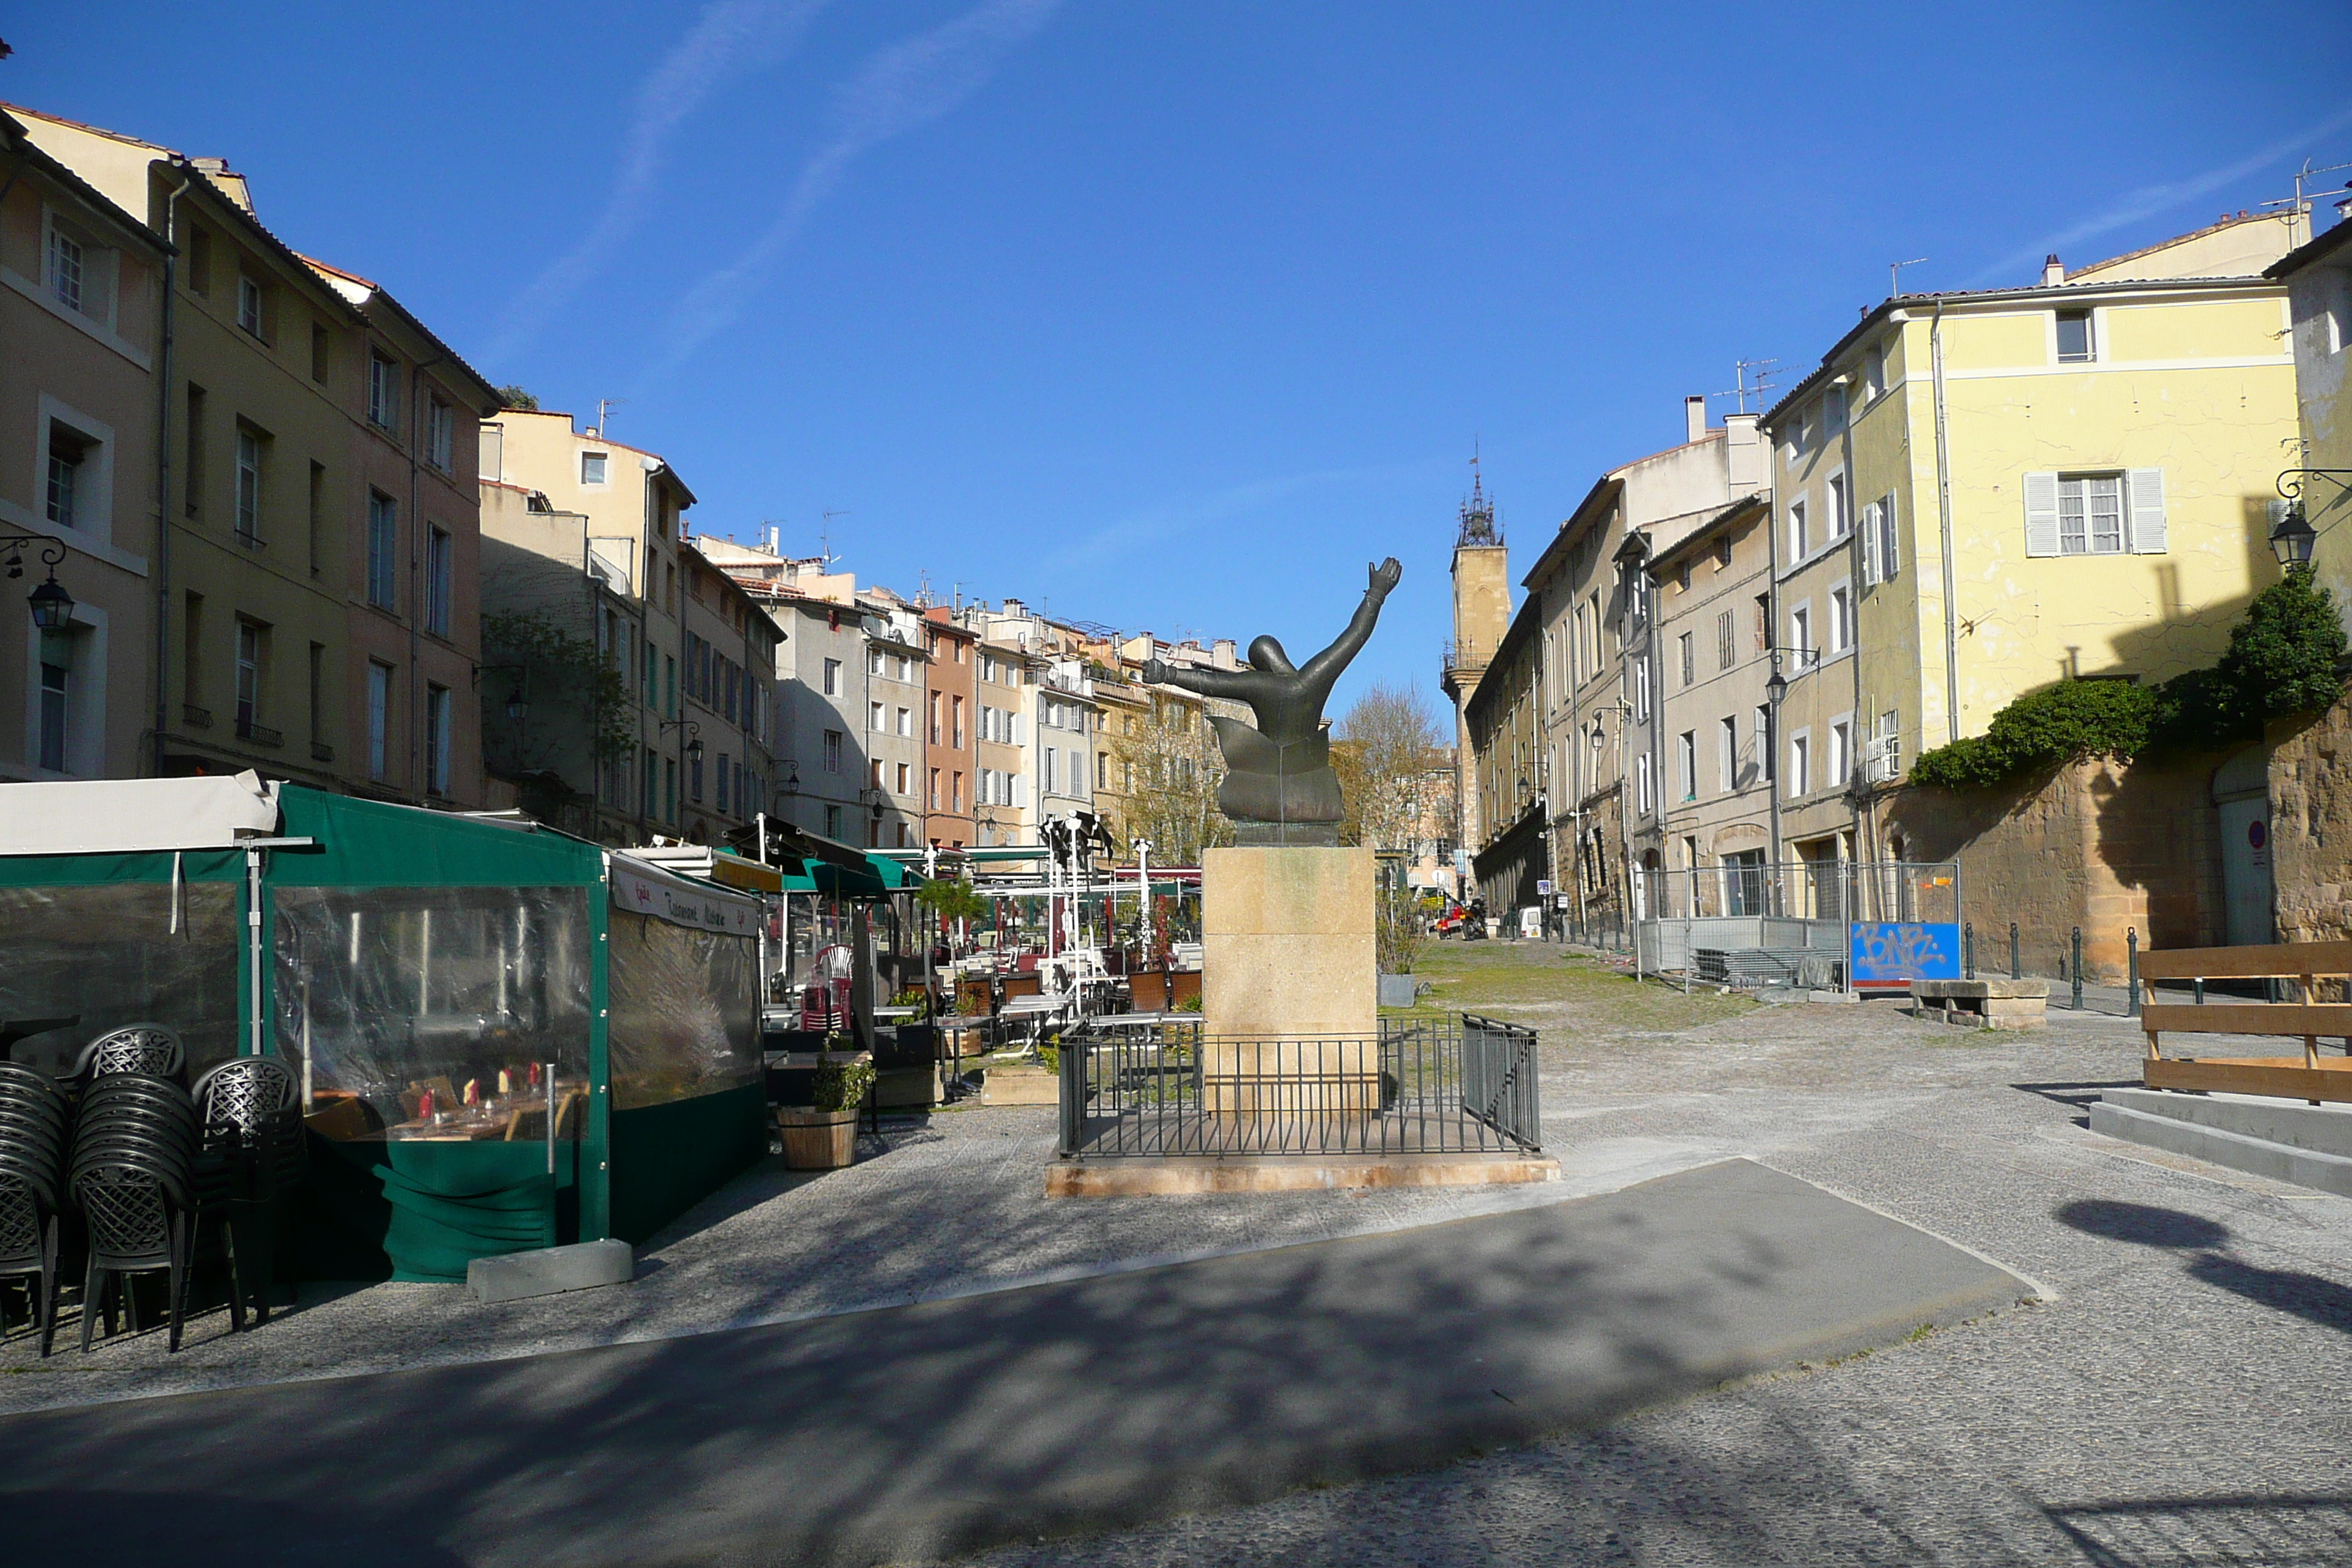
left=916, top=954, right=2352, bottom=1567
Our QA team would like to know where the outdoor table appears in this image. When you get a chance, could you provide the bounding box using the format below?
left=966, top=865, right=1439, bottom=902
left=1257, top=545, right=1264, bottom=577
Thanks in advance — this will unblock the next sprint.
left=874, top=1006, right=918, bottom=1022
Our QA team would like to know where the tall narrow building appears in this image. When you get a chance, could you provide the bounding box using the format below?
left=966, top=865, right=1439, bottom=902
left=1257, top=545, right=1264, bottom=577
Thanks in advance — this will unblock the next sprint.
left=1441, top=469, right=1509, bottom=895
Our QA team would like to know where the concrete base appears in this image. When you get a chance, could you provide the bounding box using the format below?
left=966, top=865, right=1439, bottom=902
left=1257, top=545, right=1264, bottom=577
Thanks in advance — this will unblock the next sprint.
left=1203, top=845, right=1379, bottom=1112
left=1046, top=1153, right=1562, bottom=1196
left=466, top=1239, right=634, bottom=1304
left=979, top=1063, right=1059, bottom=1106
left=2090, top=1088, right=2352, bottom=1196
left=1911, top=978, right=2049, bottom=1030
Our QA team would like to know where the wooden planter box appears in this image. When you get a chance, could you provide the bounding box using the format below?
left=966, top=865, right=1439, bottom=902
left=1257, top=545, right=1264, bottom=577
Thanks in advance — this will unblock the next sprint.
left=777, top=1107, right=858, bottom=1169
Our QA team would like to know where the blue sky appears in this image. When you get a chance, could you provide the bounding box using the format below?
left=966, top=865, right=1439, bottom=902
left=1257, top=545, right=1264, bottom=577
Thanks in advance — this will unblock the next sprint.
left=10, top=2, right=2351, bottom=709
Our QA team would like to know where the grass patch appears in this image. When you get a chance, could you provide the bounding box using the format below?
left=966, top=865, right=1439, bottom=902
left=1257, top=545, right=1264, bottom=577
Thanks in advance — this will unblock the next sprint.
left=1385, top=943, right=1757, bottom=1035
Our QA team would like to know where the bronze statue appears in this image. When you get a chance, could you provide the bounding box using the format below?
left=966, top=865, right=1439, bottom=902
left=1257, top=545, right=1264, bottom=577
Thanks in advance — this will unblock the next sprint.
left=1142, top=558, right=1401, bottom=845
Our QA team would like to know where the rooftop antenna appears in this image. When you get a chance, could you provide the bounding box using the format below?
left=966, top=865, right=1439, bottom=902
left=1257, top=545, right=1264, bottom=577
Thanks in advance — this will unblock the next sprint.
left=2256, top=157, right=2352, bottom=242
left=1888, top=257, right=1928, bottom=298
left=758, top=518, right=787, bottom=555
left=820, top=508, right=849, bottom=568
left=1715, top=358, right=1779, bottom=415
left=594, top=397, right=625, bottom=437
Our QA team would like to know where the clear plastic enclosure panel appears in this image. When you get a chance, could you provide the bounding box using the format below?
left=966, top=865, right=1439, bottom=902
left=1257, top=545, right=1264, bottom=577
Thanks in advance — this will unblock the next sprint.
left=273, top=886, right=592, bottom=1140
left=0, top=881, right=241, bottom=1078
left=606, top=910, right=758, bottom=1109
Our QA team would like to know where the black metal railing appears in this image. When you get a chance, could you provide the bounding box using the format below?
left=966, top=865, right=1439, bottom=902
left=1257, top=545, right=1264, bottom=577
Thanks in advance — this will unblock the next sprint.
left=1056, top=1014, right=1542, bottom=1158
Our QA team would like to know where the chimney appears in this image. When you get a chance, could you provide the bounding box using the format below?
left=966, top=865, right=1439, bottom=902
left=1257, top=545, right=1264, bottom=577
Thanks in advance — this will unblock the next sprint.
left=2041, top=255, right=2064, bottom=287
left=1684, top=395, right=1708, bottom=444
left=1213, top=638, right=1237, bottom=668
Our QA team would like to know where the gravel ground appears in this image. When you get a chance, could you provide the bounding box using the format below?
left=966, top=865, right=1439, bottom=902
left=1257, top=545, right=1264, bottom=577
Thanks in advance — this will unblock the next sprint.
left=916, top=946, right=2352, bottom=1567
left=13, top=943, right=2349, bottom=1568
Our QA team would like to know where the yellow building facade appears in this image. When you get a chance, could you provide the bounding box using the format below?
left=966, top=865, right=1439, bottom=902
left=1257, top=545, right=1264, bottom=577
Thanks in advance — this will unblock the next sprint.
left=1763, top=222, right=2301, bottom=842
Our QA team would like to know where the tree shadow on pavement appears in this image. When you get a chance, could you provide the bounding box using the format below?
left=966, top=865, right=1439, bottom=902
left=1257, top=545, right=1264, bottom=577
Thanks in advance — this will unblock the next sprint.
left=2046, top=1493, right=2352, bottom=1567
left=2054, top=1199, right=2352, bottom=1336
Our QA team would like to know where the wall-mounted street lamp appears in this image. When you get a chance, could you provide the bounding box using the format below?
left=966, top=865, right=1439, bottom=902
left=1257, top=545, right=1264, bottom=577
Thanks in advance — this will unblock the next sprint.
left=4, top=535, right=73, bottom=632
left=2274, top=469, right=2352, bottom=569
left=475, top=663, right=531, bottom=723
left=658, top=717, right=704, bottom=762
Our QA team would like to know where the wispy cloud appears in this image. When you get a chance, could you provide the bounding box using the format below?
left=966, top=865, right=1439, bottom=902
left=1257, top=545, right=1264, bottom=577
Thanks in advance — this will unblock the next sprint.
left=1971, top=102, right=2352, bottom=285
left=639, top=0, right=1063, bottom=385
left=486, top=0, right=829, bottom=363
left=1044, top=454, right=1450, bottom=573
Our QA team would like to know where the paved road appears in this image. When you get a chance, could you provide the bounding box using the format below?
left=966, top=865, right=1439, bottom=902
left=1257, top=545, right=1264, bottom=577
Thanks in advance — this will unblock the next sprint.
left=0, top=1161, right=2021, bottom=1568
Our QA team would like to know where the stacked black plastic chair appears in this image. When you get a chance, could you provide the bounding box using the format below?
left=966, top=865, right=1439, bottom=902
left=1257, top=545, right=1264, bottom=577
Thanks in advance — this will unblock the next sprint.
left=0, top=1063, right=69, bottom=1356
left=69, top=1071, right=235, bottom=1352
left=73, top=1024, right=186, bottom=1085
left=192, top=1056, right=302, bottom=1321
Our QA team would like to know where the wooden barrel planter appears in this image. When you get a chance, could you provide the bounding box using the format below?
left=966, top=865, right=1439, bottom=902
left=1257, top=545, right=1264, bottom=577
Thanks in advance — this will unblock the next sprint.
left=777, top=1107, right=858, bottom=1169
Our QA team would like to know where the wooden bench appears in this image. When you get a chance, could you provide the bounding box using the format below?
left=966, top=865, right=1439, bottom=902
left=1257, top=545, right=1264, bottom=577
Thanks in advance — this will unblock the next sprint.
left=2140, top=941, right=2352, bottom=1104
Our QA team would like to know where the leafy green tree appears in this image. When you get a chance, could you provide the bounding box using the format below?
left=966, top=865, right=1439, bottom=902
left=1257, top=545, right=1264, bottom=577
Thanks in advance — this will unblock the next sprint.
left=495, top=384, right=540, bottom=411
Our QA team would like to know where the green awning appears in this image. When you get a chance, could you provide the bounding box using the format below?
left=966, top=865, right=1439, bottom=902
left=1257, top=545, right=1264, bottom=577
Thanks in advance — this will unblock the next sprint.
left=778, top=856, right=888, bottom=897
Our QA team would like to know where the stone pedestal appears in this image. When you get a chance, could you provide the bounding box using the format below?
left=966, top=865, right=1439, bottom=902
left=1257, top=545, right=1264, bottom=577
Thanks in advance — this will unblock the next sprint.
left=1202, top=846, right=1379, bottom=1116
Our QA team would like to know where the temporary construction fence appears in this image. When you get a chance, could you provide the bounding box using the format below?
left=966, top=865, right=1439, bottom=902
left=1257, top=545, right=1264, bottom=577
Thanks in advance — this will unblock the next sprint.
left=1634, top=860, right=1962, bottom=993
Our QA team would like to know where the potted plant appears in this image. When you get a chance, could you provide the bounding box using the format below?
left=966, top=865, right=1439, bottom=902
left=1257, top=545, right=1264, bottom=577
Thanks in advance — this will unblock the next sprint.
left=777, top=1032, right=875, bottom=1170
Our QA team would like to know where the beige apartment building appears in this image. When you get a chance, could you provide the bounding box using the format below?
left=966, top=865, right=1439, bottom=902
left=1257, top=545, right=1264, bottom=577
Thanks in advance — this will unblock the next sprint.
left=860, top=592, right=930, bottom=850
left=15, top=105, right=498, bottom=805
left=483, top=407, right=695, bottom=843
left=676, top=539, right=779, bottom=847
left=971, top=636, right=1030, bottom=846
left=0, top=110, right=164, bottom=783
left=1642, top=495, right=1774, bottom=913
left=921, top=607, right=977, bottom=850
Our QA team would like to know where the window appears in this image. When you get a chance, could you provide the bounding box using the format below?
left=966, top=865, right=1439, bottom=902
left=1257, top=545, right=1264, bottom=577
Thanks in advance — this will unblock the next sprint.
left=366, top=491, right=397, bottom=608
left=870, top=647, right=886, bottom=676
left=954, top=771, right=965, bottom=811
left=1714, top=536, right=1733, bottom=570
left=1787, top=498, right=1808, bottom=561
left=362, top=663, right=390, bottom=785
left=824, top=804, right=843, bottom=839
left=426, top=527, right=453, bottom=636
left=186, top=225, right=212, bottom=295
left=899, top=762, right=913, bottom=796
left=368, top=353, right=398, bottom=431
left=1824, top=388, right=1847, bottom=433
left=1755, top=593, right=1772, bottom=652
left=1790, top=604, right=1813, bottom=666
left=184, top=592, right=206, bottom=711
left=311, top=322, right=331, bottom=383
left=717, top=753, right=731, bottom=812
left=1676, top=563, right=1692, bottom=593
left=870, top=701, right=886, bottom=732
left=235, top=622, right=263, bottom=731
left=1635, top=753, right=1653, bottom=815
left=307, top=462, right=325, bottom=578
left=1877, top=494, right=1899, bottom=581
left=2062, top=473, right=2121, bottom=555
left=665, top=655, right=676, bottom=718
left=1045, top=746, right=1060, bottom=794
left=1863, top=344, right=1886, bottom=402
left=2056, top=309, right=2095, bottom=363
left=1097, top=751, right=1109, bottom=789
left=580, top=450, right=608, bottom=485
left=690, top=749, right=704, bottom=803
left=235, top=426, right=263, bottom=543
left=1786, top=406, right=1806, bottom=460
left=1830, top=719, right=1852, bottom=790
left=823, top=729, right=842, bottom=772
left=1790, top=732, right=1811, bottom=796
left=1635, top=657, right=1651, bottom=720
left=897, top=706, right=911, bottom=738
left=1716, top=609, right=1735, bottom=671
left=1829, top=584, right=1852, bottom=653
left=237, top=274, right=263, bottom=336
left=1678, top=731, right=1697, bottom=802
left=45, top=424, right=86, bottom=530
left=426, top=398, right=453, bottom=472
left=426, top=685, right=452, bottom=796
left=309, top=642, right=325, bottom=744
left=1719, top=716, right=1737, bottom=794
left=37, top=658, right=67, bottom=773
left=2024, top=470, right=2166, bottom=557
left=1572, top=606, right=1588, bottom=685
left=930, top=693, right=941, bottom=744
left=184, top=385, right=206, bottom=516
left=644, top=748, right=657, bottom=814
left=49, top=223, right=83, bottom=313
left=1757, top=706, right=1773, bottom=782
left=1677, top=632, right=1694, bottom=686
left=928, top=768, right=941, bottom=809
left=822, top=658, right=840, bottom=696
left=1828, top=472, right=1850, bottom=540
left=953, top=695, right=965, bottom=747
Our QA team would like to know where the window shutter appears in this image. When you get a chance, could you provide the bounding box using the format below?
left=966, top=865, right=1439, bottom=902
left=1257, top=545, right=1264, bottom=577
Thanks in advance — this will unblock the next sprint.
left=2023, top=472, right=2061, bottom=557
left=1860, top=502, right=1880, bottom=585
left=2127, top=468, right=2167, bottom=554
left=1881, top=493, right=1900, bottom=581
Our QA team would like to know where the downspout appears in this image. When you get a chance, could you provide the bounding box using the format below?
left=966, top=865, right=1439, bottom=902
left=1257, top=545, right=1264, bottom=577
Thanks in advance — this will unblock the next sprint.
left=154, top=165, right=196, bottom=775
left=407, top=352, right=447, bottom=799
left=1931, top=301, right=1961, bottom=745
left=1838, top=376, right=1866, bottom=858
left=1766, top=468, right=1784, bottom=886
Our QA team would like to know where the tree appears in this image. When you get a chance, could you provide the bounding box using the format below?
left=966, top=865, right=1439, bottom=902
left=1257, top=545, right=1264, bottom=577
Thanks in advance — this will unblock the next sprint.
left=1111, top=693, right=1231, bottom=863
left=495, top=384, right=540, bottom=411
left=1333, top=682, right=1444, bottom=853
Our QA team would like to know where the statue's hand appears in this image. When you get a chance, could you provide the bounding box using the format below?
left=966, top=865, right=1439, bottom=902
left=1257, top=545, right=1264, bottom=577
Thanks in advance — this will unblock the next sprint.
left=1141, top=658, right=1169, bottom=684
left=1369, top=557, right=1402, bottom=596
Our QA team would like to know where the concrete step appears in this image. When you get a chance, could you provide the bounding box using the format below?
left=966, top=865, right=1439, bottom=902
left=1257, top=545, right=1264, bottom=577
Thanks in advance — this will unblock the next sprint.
left=2089, top=1089, right=2352, bottom=1197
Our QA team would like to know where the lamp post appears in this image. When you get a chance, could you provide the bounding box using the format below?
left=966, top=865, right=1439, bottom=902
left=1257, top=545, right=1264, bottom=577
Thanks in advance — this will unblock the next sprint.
left=5, top=535, right=74, bottom=633
left=2272, top=467, right=2352, bottom=570
left=1765, top=653, right=1787, bottom=911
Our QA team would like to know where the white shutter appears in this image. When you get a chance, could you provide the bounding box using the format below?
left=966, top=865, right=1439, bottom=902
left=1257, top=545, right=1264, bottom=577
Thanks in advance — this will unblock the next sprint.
left=1860, top=502, right=1880, bottom=585
left=2127, top=468, right=2167, bottom=554
left=2023, top=472, right=2061, bottom=557
left=1880, top=493, right=1900, bottom=581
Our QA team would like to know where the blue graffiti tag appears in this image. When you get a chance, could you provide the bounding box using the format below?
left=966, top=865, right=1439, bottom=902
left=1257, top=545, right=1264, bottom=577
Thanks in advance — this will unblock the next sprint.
left=1850, top=922, right=1961, bottom=982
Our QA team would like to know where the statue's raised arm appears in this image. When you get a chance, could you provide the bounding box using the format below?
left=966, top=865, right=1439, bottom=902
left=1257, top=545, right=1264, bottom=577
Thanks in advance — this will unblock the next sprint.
left=1298, top=559, right=1403, bottom=692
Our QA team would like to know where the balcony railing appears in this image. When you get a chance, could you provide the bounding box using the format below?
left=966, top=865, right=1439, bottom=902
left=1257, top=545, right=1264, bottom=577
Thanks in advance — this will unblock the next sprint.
left=182, top=704, right=213, bottom=729
left=235, top=716, right=284, bottom=748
